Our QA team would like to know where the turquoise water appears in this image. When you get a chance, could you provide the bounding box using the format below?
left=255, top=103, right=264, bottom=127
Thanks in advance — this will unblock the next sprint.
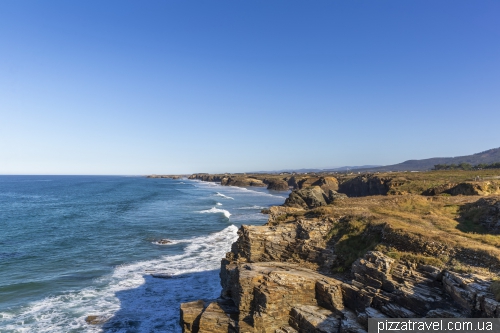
left=0, top=176, right=287, bottom=332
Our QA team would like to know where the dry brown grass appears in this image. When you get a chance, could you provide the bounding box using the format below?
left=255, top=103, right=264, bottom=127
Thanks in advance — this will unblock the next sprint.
left=319, top=194, right=500, bottom=271
left=334, top=169, right=500, bottom=195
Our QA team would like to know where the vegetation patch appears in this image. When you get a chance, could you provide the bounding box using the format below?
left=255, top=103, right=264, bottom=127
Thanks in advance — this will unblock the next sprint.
left=326, top=217, right=382, bottom=271
left=490, top=279, right=500, bottom=301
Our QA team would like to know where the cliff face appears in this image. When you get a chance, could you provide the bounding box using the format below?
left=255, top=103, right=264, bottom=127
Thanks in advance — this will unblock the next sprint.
left=180, top=192, right=500, bottom=333
left=188, top=171, right=500, bottom=198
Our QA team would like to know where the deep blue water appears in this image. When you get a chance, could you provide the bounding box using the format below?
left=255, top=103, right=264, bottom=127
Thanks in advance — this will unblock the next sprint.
left=0, top=176, right=287, bottom=332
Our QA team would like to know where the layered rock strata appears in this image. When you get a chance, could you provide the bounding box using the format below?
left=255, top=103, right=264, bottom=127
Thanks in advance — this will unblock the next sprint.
left=180, top=221, right=500, bottom=332
left=181, top=247, right=500, bottom=332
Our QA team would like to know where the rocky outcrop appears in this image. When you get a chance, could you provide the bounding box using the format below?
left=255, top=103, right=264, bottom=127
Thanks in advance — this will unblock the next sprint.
left=338, top=175, right=390, bottom=197
left=423, top=181, right=500, bottom=197
left=284, top=187, right=329, bottom=209
left=189, top=174, right=267, bottom=187
left=447, top=181, right=500, bottom=196
left=219, top=261, right=344, bottom=332
left=284, top=187, right=347, bottom=209
left=180, top=299, right=238, bottom=333
left=266, top=179, right=290, bottom=191
left=221, top=177, right=266, bottom=187
left=422, top=183, right=457, bottom=196
left=181, top=248, right=500, bottom=332
left=188, top=174, right=225, bottom=182
left=265, top=206, right=304, bottom=225
left=296, top=177, right=339, bottom=193
left=181, top=300, right=206, bottom=332
left=147, top=175, right=182, bottom=179
left=228, top=218, right=335, bottom=271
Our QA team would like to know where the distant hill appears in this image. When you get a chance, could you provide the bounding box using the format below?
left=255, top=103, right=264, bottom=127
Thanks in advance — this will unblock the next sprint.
left=254, top=165, right=381, bottom=174
left=358, top=147, right=500, bottom=172
left=324, top=165, right=382, bottom=172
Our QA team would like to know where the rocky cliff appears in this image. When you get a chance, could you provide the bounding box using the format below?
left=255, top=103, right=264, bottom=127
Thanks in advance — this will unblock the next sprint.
left=180, top=188, right=500, bottom=332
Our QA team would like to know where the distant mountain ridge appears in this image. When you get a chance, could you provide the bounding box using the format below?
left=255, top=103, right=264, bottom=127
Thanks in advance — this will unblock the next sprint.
left=358, top=147, right=500, bottom=172
left=253, top=165, right=381, bottom=174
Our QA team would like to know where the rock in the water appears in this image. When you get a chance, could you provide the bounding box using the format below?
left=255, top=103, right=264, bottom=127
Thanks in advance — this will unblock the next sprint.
left=157, top=239, right=171, bottom=245
left=151, top=273, right=173, bottom=279
left=85, top=315, right=109, bottom=325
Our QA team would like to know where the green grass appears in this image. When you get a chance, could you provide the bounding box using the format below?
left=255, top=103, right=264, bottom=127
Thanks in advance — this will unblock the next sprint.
left=385, top=251, right=446, bottom=268
left=326, top=217, right=382, bottom=271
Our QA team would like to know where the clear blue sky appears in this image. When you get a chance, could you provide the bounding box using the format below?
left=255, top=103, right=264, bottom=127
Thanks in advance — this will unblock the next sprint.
left=1, top=1, right=499, bottom=174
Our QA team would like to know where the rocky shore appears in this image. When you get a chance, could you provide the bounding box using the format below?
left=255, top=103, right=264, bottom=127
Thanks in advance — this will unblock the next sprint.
left=180, top=170, right=500, bottom=332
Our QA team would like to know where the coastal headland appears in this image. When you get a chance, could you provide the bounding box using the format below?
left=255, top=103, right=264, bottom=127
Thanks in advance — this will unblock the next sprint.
left=174, top=169, right=500, bottom=332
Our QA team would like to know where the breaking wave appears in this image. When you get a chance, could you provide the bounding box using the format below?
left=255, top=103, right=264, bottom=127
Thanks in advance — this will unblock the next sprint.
left=199, top=207, right=231, bottom=219
left=0, top=225, right=239, bottom=333
left=214, top=192, right=234, bottom=200
left=236, top=205, right=266, bottom=210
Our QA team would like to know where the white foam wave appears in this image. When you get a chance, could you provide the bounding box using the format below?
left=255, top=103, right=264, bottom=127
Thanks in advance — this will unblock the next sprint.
left=216, top=202, right=222, bottom=206
left=236, top=205, right=266, bottom=210
left=214, top=192, right=234, bottom=200
left=199, top=207, right=231, bottom=218
left=0, top=225, right=239, bottom=333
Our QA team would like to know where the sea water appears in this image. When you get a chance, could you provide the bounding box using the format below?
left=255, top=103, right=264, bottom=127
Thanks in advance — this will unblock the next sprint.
left=0, top=176, right=287, bottom=332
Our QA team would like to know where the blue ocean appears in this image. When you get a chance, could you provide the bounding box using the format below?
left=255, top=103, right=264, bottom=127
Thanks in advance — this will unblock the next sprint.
left=0, top=176, right=287, bottom=332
